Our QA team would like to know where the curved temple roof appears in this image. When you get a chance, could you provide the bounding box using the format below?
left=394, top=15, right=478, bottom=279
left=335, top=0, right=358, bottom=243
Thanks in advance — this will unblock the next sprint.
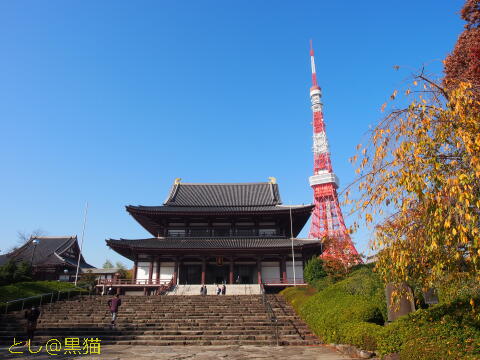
left=162, top=182, right=282, bottom=207
left=106, top=237, right=322, bottom=260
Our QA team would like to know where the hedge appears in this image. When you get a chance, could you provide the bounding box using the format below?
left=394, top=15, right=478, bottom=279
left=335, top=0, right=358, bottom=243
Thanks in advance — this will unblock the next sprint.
left=281, top=266, right=480, bottom=359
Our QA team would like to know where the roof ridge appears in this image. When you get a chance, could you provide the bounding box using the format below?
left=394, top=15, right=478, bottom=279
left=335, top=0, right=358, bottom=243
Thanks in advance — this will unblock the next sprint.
left=32, top=236, right=76, bottom=239
left=175, top=182, right=272, bottom=185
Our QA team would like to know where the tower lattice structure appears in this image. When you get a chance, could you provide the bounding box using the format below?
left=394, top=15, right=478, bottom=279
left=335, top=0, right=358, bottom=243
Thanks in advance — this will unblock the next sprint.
left=307, top=42, right=360, bottom=261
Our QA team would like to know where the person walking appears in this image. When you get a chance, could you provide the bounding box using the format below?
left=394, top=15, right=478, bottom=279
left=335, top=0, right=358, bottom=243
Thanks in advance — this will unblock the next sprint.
left=216, top=284, right=221, bottom=295
left=221, top=284, right=226, bottom=295
left=24, top=306, right=41, bottom=344
left=107, top=294, right=121, bottom=328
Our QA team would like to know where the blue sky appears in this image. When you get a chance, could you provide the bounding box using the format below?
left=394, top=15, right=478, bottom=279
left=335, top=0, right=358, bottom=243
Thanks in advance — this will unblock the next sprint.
left=0, top=1, right=465, bottom=267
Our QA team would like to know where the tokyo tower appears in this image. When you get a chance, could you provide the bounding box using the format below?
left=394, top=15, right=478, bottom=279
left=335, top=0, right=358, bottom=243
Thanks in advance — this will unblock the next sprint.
left=307, top=42, right=360, bottom=262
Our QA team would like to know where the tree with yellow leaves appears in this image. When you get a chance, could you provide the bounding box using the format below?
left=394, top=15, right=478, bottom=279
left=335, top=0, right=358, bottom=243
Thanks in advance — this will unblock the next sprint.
left=349, top=75, right=480, bottom=293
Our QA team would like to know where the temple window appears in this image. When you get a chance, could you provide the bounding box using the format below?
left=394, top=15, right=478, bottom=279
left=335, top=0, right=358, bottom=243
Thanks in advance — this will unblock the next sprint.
left=167, top=229, right=185, bottom=237
left=259, top=228, right=277, bottom=236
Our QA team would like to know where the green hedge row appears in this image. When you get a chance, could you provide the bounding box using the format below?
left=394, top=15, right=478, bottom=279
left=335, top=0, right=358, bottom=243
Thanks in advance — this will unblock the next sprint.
left=281, top=266, right=480, bottom=359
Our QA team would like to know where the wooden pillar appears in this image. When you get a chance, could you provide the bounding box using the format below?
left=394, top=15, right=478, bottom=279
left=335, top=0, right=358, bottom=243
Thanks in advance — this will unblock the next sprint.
left=148, top=259, right=153, bottom=284
left=229, top=257, right=234, bottom=284
left=173, top=257, right=179, bottom=284
left=133, top=256, right=138, bottom=284
left=155, top=258, right=160, bottom=284
left=201, top=257, right=206, bottom=284
left=281, top=256, right=287, bottom=283
left=257, top=257, right=262, bottom=284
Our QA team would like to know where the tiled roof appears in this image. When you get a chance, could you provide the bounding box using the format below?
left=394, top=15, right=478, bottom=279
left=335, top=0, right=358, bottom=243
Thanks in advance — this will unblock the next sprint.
left=127, top=204, right=314, bottom=214
left=162, top=182, right=282, bottom=207
left=107, top=237, right=322, bottom=250
left=6, top=236, right=93, bottom=268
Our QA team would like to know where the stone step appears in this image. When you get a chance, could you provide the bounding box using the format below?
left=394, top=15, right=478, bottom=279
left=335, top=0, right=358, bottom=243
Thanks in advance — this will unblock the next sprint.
left=0, top=294, right=320, bottom=347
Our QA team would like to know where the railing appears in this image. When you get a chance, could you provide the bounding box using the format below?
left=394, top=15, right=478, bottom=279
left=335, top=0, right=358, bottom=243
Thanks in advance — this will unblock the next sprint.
left=97, top=278, right=173, bottom=286
left=97, top=278, right=176, bottom=296
left=2, top=285, right=90, bottom=314
left=260, top=283, right=279, bottom=346
left=262, top=278, right=307, bottom=285
left=158, top=278, right=175, bottom=295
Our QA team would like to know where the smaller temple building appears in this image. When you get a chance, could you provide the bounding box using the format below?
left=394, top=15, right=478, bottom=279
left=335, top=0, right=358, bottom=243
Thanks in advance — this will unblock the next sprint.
left=106, top=180, right=322, bottom=293
left=0, top=236, right=93, bottom=281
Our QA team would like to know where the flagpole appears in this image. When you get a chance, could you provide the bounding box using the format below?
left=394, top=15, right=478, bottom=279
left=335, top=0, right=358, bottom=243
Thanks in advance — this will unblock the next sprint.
left=75, top=202, right=88, bottom=286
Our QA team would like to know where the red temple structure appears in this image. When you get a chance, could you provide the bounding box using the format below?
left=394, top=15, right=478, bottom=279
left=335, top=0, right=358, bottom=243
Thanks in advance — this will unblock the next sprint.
left=307, top=42, right=360, bottom=262
left=106, top=179, right=322, bottom=294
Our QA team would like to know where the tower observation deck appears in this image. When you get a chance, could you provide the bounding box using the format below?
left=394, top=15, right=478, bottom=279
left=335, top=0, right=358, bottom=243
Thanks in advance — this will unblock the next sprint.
left=307, top=42, right=360, bottom=262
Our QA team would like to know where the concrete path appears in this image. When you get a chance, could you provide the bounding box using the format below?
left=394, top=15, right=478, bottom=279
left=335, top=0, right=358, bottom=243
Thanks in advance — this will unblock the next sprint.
left=1, top=345, right=358, bottom=359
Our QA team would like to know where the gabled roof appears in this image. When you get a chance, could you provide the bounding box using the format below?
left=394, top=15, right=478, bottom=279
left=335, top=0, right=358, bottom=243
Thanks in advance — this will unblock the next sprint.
left=107, top=237, right=322, bottom=259
left=4, top=236, right=93, bottom=269
left=163, top=182, right=282, bottom=207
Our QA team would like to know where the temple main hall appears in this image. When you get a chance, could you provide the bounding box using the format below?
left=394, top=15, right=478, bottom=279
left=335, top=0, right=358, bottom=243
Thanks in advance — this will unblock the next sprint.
left=106, top=179, right=322, bottom=292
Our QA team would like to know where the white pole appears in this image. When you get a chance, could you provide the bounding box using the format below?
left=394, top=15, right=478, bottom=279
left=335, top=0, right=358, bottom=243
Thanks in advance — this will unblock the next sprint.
left=75, top=202, right=88, bottom=286
left=290, top=207, right=296, bottom=286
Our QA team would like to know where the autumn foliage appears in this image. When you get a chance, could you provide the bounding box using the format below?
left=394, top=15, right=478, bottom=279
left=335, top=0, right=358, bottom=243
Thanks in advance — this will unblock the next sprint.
left=444, top=0, right=480, bottom=94
left=346, top=0, right=480, bottom=293
left=349, top=78, right=480, bottom=289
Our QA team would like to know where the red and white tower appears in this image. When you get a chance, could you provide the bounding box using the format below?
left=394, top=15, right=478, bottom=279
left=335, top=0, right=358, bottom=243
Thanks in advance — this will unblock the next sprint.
left=307, top=42, right=360, bottom=262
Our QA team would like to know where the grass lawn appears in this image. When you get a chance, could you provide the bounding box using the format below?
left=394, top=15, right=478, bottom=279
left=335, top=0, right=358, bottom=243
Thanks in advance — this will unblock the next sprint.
left=0, top=281, right=86, bottom=304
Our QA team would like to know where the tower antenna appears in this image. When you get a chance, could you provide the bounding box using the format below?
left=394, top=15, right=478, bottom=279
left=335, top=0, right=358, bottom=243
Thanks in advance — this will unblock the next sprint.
left=307, top=41, right=360, bottom=264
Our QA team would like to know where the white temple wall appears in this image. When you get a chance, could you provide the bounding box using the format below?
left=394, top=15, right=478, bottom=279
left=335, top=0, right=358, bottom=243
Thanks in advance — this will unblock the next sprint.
left=261, top=261, right=280, bottom=282
left=286, top=261, right=304, bottom=282
left=152, top=262, right=158, bottom=281
left=159, top=262, right=175, bottom=282
left=136, top=261, right=150, bottom=280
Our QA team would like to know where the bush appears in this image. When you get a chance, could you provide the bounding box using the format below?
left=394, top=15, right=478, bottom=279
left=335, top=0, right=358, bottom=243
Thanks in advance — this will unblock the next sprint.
left=281, top=265, right=480, bottom=359
left=281, top=266, right=387, bottom=349
left=376, top=298, right=480, bottom=358
left=281, top=286, right=317, bottom=312
left=304, top=257, right=327, bottom=284
left=0, top=260, right=32, bottom=286
left=339, top=322, right=385, bottom=351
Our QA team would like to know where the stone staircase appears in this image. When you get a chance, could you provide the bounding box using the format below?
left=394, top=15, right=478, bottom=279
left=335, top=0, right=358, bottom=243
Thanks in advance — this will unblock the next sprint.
left=0, top=295, right=319, bottom=346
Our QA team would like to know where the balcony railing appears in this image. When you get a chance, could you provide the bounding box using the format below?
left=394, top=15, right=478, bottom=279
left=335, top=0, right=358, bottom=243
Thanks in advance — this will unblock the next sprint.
left=97, top=278, right=173, bottom=286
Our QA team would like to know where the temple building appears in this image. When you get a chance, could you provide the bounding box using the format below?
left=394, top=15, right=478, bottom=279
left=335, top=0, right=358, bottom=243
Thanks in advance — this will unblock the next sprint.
left=0, top=236, right=93, bottom=281
left=106, top=179, right=322, bottom=290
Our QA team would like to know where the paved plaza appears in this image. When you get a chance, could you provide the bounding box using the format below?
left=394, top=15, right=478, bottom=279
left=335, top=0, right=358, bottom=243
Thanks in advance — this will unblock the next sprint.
left=2, top=345, right=357, bottom=360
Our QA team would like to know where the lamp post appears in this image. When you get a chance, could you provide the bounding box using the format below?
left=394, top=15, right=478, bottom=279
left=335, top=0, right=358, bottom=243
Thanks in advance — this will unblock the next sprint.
left=30, top=239, right=39, bottom=267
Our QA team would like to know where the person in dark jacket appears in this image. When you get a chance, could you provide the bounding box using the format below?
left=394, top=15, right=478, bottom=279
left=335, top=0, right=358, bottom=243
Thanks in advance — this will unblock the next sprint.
left=24, top=306, right=41, bottom=343
left=221, top=284, right=226, bottom=295
left=107, top=294, right=121, bottom=328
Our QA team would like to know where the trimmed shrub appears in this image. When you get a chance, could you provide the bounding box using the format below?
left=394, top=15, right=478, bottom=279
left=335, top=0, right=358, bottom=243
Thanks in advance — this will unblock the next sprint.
left=376, top=297, right=480, bottom=358
left=281, top=265, right=480, bottom=359
left=339, top=322, right=385, bottom=351
left=281, top=286, right=317, bottom=312
left=281, top=266, right=387, bottom=348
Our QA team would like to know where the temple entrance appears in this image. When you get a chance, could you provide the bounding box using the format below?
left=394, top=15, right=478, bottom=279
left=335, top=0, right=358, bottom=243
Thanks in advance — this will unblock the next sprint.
left=234, top=264, right=257, bottom=284
left=206, top=264, right=229, bottom=284
left=179, top=264, right=202, bottom=284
